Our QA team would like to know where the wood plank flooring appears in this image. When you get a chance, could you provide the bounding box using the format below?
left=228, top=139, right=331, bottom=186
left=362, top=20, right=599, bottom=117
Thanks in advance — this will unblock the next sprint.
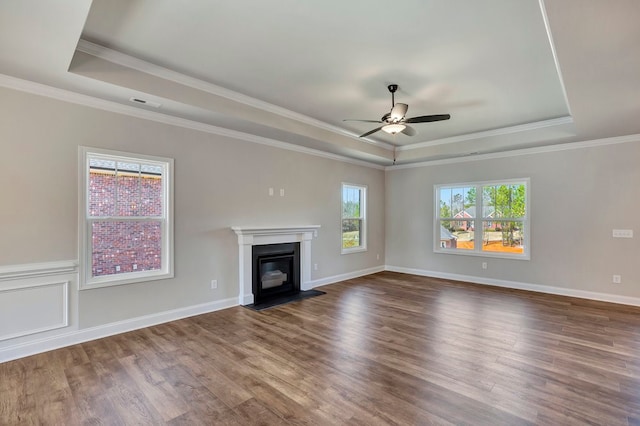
left=3, top=271, right=640, bottom=425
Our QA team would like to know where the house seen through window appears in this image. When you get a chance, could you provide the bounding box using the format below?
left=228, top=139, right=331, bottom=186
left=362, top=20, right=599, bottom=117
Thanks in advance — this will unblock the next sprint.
left=435, top=179, right=529, bottom=259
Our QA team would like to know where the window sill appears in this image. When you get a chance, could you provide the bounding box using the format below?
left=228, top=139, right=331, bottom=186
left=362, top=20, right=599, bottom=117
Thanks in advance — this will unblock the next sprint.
left=79, top=270, right=174, bottom=290
left=434, top=248, right=530, bottom=260
left=341, top=246, right=367, bottom=255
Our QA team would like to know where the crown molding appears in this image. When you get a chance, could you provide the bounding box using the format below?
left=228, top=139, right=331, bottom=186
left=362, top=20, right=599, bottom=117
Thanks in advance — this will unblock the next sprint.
left=386, top=133, right=640, bottom=170
left=395, top=116, right=574, bottom=152
left=0, top=73, right=385, bottom=170
left=3, top=71, right=633, bottom=173
left=75, top=39, right=395, bottom=152
left=539, top=0, right=572, bottom=116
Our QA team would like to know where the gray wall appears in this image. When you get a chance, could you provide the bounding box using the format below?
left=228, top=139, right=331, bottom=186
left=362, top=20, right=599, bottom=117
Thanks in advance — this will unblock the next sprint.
left=386, top=140, right=640, bottom=298
left=3, top=79, right=639, bottom=335
left=0, top=87, right=385, bottom=328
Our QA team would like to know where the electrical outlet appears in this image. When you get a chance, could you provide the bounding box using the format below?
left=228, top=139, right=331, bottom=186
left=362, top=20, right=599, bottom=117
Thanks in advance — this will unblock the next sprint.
left=613, top=229, right=633, bottom=238
left=268, top=187, right=274, bottom=196
left=280, top=188, right=285, bottom=197
left=211, top=279, right=218, bottom=289
left=482, top=262, right=487, bottom=270
left=314, top=263, right=318, bottom=271
left=376, top=253, right=380, bottom=260
left=613, top=275, right=621, bottom=284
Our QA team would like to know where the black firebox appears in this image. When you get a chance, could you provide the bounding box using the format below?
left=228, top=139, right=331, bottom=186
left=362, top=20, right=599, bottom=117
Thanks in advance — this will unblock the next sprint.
left=252, top=242, right=300, bottom=305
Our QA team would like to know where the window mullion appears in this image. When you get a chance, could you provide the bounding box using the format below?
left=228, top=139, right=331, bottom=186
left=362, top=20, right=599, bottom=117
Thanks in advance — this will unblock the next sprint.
left=476, top=184, right=482, bottom=253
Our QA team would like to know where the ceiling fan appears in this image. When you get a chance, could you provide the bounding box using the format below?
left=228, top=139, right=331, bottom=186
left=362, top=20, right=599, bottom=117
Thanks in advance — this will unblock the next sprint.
left=345, top=84, right=451, bottom=138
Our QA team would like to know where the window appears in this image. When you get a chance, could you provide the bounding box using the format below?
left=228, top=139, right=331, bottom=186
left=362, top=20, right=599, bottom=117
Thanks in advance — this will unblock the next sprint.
left=342, top=183, right=367, bottom=253
left=435, top=179, right=529, bottom=259
left=79, top=147, right=174, bottom=289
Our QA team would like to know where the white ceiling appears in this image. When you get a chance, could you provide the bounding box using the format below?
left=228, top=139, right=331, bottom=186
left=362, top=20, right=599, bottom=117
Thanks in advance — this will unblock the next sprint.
left=0, top=0, right=639, bottom=166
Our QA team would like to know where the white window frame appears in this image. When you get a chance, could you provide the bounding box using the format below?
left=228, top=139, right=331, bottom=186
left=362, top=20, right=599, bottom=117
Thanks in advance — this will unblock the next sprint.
left=79, top=147, right=174, bottom=289
left=341, top=182, right=367, bottom=254
left=434, top=178, right=530, bottom=260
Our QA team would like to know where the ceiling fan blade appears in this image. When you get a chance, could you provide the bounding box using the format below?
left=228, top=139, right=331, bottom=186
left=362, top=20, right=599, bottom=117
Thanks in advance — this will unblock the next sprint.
left=343, top=119, right=383, bottom=123
left=390, top=103, right=408, bottom=120
left=359, top=126, right=384, bottom=138
left=401, top=125, right=417, bottom=136
left=405, top=114, right=451, bottom=123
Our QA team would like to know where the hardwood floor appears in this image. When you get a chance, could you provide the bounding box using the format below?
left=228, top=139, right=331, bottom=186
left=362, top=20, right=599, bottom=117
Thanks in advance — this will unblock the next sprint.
left=3, top=271, right=640, bottom=425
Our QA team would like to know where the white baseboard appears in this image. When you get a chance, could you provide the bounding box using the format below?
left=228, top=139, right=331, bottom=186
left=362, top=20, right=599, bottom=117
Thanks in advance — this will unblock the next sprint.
left=0, top=297, right=237, bottom=363
left=11, top=262, right=636, bottom=363
left=1, top=264, right=386, bottom=362
left=310, top=265, right=385, bottom=288
left=385, top=265, right=640, bottom=307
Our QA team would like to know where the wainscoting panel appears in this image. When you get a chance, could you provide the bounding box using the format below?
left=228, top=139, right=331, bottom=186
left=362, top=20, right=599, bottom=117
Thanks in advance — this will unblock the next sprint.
left=0, top=280, right=68, bottom=341
left=0, top=260, right=78, bottom=361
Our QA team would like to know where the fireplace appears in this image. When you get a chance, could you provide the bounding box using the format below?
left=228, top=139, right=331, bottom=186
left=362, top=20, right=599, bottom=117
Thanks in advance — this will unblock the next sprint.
left=252, top=242, right=300, bottom=305
left=231, top=225, right=321, bottom=305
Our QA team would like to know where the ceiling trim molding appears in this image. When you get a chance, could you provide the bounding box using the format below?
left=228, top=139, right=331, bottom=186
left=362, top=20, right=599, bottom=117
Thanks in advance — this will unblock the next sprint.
left=395, top=116, right=574, bottom=151
left=75, top=39, right=395, bottom=152
left=0, top=73, right=385, bottom=170
left=539, top=0, right=572, bottom=116
left=386, top=133, right=640, bottom=171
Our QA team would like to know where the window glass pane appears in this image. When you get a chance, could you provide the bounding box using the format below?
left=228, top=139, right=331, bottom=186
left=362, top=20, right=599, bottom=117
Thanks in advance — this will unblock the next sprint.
left=140, top=172, right=163, bottom=216
left=438, top=222, right=457, bottom=249
left=439, top=186, right=475, bottom=219
left=481, top=221, right=524, bottom=254
left=91, top=220, right=162, bottom=277
left=483, top=184, right=526, bottom=219
left=342, top=219, right=361, bottom=249
left=342, top=187, right=361, bottom=218
left=453, top=220, right=475, bottom=250
left=89, top=158, right=163, bottom=218
left=89, top=167, right=115, bottom=217
left=117, top=161, right=141, bottom=173
left=116, top=168, right=141, bottom=217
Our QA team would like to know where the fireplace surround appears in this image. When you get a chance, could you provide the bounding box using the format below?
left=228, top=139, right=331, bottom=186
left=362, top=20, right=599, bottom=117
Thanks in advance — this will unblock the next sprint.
left=231, top=226, right=320, bottom=305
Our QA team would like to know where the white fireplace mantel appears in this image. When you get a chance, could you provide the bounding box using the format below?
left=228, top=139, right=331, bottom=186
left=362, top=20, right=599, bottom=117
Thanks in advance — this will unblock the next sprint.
left=231, top=225, right=320, bottom=305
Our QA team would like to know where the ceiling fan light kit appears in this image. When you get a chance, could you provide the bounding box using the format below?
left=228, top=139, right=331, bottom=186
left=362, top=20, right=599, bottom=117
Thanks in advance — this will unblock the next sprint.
left=344, top=83, right=451, bottom=139
left=382, top=123, right=406, bottom=134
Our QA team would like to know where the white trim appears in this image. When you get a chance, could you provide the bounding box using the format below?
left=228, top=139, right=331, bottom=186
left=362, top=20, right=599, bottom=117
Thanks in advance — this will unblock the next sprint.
left=385, top=265, right=640, bottom=308
left=539, top=0, right=572, bottom=115
left=341, top=183, right=368, bottom=254
left=231, top=225, right=321, bottom=236
left=434, top=178, right=530, bottom=260
left=396, top=116, right=574, bottom=151
left=0, top=260, right=77, bottom=281
left=387, top=133, right=640, bottom=170
left=310, top=265, right=385, bottom=288
left=76, top=40, right=395, bottom=152
left=0, top=297, right=237, bottom=364
left=6, top=67, right=634, bottom=172
left=0, top=281, right=69, bottom=341
left=232, top=226, right=321, bottom=305
left=0, top=73, right=385, bottom=171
